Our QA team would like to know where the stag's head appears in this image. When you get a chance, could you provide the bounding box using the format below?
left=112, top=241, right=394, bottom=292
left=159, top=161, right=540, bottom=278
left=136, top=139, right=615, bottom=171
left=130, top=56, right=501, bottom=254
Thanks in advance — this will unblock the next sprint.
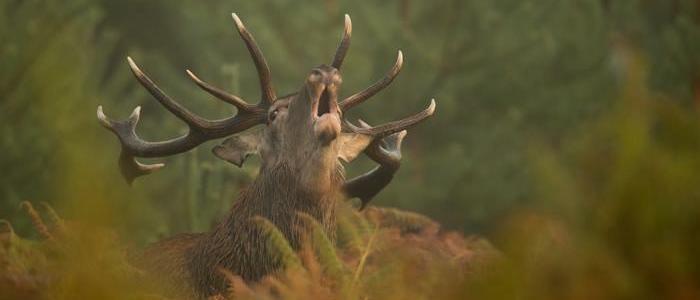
left=97, top=14, right=434, bottom=189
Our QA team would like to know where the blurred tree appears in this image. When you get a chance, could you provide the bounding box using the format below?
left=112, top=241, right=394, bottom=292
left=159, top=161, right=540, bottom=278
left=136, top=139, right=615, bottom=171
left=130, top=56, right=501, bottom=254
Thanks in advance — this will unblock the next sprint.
left=606, top=0, right=700, bottom=105
left=363, top=0, right=616, bottom=232
left=0, top=0, right=112, bottom=234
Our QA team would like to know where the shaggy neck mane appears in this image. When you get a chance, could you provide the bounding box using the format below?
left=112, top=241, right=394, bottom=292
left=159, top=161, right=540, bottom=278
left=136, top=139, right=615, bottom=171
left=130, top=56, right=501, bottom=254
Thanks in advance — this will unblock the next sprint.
left=186, top=162, right=345, bottom=296
left=229, top=162, right=345, bottom=232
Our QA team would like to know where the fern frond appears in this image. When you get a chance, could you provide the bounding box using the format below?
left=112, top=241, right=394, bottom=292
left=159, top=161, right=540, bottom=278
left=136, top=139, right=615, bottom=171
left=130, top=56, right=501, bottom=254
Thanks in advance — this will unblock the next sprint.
left=218, top=267, right=253, bottom=300
left=40, top=202, right=66, bottom=234
left=20, top=201, right=53, bottom=241
left=251, top=216, right=301, bottom=269
left=297, top=212, right=347, bottom=284
left=351, top=227, right=378, bottom=288
left=0, top=219, right=16, bottom=246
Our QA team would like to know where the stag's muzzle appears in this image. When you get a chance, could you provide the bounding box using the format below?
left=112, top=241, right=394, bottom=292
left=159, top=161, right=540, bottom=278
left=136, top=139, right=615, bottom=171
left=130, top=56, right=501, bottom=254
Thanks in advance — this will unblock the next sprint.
left=306, top=65, right=342, bottom=143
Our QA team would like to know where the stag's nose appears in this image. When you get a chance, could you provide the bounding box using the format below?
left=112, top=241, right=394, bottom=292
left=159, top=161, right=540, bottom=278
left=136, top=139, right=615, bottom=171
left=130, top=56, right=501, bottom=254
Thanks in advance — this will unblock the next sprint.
left=307, top=65, right=342, bottom=88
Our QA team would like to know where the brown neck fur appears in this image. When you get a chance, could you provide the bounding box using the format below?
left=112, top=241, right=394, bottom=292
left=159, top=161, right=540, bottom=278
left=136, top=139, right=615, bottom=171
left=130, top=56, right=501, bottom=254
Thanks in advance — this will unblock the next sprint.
left=185, top=162, right=344, bottom=297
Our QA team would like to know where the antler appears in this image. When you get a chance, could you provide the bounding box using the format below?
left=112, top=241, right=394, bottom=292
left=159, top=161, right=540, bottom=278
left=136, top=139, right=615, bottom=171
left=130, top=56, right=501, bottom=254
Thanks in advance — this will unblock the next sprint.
left=343, top=121, right=407, bottom=209
left=343, top=99, right=435, bottom=139
left=97, top=14, right=273, bottom=184
left=340, top=99, right=434, bottom=209
left=331, top=15, right=435, bottom=208
left=331, top=14, right=352, bottom=69
left=328, top=16, right=433, bottom=138
left=339, top=51, right=403, bottom=112
left=231, top=13, right=276, bottom=104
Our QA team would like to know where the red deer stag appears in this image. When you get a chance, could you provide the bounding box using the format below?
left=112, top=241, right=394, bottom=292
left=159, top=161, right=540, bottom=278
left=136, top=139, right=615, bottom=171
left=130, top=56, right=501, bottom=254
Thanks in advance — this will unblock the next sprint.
left=97, top=14, right=435, bottom=297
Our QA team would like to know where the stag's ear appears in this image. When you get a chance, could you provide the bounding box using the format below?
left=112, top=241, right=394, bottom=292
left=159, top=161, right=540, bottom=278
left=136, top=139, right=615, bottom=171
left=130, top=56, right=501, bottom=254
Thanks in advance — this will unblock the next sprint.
left=338, top=133, right=372, bottom=163
left=212, top=132, right=262, bottom=167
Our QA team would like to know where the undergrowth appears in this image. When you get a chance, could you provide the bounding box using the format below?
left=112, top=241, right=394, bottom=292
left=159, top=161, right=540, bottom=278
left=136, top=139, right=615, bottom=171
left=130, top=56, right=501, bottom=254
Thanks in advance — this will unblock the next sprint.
left=0, top=203, right=496, bottom=300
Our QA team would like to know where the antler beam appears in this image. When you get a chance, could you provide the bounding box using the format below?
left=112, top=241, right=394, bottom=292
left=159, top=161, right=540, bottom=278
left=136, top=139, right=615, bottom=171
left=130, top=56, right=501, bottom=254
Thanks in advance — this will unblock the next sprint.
left=97, top=14, right=274, bottom=184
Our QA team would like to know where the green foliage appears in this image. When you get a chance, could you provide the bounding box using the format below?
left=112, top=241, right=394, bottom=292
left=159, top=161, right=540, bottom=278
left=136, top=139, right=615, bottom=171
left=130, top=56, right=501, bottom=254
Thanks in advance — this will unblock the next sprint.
left=298, top=212, right=348, bottom=285
left=253, top=216, right=303, bottom=270
left=460, top=59, right=700, bottom=298
left=1, top=0, right=106, bottom=228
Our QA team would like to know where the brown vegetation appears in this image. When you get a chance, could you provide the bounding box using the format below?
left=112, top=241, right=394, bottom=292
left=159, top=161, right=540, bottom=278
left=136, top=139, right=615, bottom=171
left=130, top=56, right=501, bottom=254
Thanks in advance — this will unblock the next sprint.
left=0, top=202, right=495, bottom=300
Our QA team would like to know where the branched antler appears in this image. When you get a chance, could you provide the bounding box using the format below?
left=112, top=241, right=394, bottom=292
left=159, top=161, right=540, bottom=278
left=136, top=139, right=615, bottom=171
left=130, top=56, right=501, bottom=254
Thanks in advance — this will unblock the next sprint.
left=332, top=15, right=435, bottom=208
left=97, top=15, right=273, bottom=184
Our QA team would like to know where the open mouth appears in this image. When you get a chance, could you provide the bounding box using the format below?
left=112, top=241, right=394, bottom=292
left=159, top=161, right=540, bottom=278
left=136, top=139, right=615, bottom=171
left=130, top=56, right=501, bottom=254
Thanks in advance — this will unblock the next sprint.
left=307, top=78, right=341, bottom=143
left=317, top=89, right=332, bottom=117
left=312, top=86, right=338, bottom=120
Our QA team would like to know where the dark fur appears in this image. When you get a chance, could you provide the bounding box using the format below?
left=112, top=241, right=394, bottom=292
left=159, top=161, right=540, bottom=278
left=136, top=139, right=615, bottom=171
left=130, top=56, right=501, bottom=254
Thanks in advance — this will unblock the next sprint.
left=136, top=163, right=344, bottom=298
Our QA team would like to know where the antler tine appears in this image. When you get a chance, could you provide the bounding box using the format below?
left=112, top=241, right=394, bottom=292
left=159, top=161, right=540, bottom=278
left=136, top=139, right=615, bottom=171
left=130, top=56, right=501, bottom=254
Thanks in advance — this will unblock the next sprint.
left=120, top=151, right=165, bottom=184
left=339, top=50, right=403, bottom=112
left=97, top=105, right=166, bottom=184
left=348, top=99, right=435, bottom=139
left=128, top=57, right=209, bottom=129
left=232, top=13, right=276, bottom=104
left=186, top=69, right=264, bottom=114
left=331, top=14, right=352, bottom=69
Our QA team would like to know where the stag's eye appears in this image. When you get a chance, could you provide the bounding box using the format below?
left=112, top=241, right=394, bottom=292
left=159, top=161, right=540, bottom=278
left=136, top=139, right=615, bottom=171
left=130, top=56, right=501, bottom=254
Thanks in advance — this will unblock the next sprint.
left=268, top=109, right=279, bottom=122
